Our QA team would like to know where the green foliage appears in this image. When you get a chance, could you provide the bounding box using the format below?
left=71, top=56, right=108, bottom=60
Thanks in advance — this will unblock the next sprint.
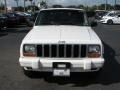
left=67, top=5, right=77, bottom=8
left=0, top=4, right=5, bottom=10
left=26, top=5, right=39, bottom=11
left=40, top=1, right=47, bottom=8
left=13, top=6, right=24, bottom=11
left=77, top=5, right=84, bottom=9
left=115, top=4, right=120, bottom=10
left=52, top=5, right=63, bottom=8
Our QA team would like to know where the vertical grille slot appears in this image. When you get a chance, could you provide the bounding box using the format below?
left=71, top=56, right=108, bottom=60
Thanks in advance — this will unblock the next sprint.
left=59, top=45, right=65, bottom=57
left=44, top=45, right=50, bottom=57
left=81, top=45, right=87, bottom=57
left=66, top=45, right=72, bottom=58
left=51, top=45, right=57, bottom=57
left=73, top=45, right=80, bottom=57
left=37, top=45, right=43, bottom=57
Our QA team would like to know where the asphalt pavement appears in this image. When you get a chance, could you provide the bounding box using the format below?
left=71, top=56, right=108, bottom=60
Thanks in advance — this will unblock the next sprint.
left=0, top=23, right=120, bottom=90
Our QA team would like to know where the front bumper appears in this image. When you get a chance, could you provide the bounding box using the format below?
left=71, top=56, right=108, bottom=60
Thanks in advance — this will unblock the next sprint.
left=19, top=57, right=104, bottom=72
left=100, top=19, right=107, bottom=24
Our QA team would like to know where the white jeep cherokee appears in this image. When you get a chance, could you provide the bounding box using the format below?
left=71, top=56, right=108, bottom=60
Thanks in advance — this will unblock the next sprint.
left=19, top=8, right=104, bottom=77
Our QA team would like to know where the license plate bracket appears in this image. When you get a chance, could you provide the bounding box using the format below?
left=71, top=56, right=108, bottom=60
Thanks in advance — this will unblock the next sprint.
left=53, top=62, right=71, bottom=76
left=53, top=62, right=71, bottom=69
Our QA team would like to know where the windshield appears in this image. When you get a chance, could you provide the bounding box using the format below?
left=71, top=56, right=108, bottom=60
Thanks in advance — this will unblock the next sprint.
left=105, top=12, right=117, bottom=17
left=35, top=10, right=88, bottom=26
left=108, top=13, right=115, bottom=17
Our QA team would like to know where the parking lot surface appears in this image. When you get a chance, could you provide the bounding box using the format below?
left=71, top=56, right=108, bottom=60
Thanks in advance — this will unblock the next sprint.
left=0, top=23, right=120, bottom=90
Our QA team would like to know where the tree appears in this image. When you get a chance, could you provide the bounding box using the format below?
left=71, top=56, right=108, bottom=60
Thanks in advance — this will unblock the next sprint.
left=4, top=0, right=7, bottom=13
left=115, top=4, right=120, bottom=10
left=14, top=0, right=19, bottom=7
left=24, top=0, right=32, bottom=12
left=67, top=5, right=77, bottom=8
left=0, top=3, right=5, bottom=10
left=14, top=0, right=19, bottom=11
left=77, top=5, right=84, bottom=9
left=24, top=0, right=26, bottom=12
left=98, top=4, right=114, bottom=10
left=27, top=0, right=33, bottom=12
left=40, top=1, right=47, bottom=8
left=52, top=5, right=63, bottom=8
left=29, top=0, right=33, bottom=6
left=13, top=6, right=24, bottom=11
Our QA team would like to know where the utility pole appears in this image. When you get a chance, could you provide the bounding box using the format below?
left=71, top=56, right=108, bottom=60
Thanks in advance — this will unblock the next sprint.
left=97, top=0, right=99, bottom=10
left=15, top=0, right=19, bottom=7
left=105, top=0, right=107, bottom=11
left=24, top=0, right=26, bottom=12
left=33, top=0, right=36, bottom=12
left=29, top=0, right=33, bottom=12
left=4, top=0, right=7, bottom=13
left=14, top=0, right=19, bottom=11
left=0, top=0, right=1, bottom=6
left=84, top=0, right=87, bottom=10
left=115, top=0, right=117, bottom=10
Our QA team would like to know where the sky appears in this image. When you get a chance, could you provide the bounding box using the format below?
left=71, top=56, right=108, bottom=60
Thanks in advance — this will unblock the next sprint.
left=1, top=0, right=120, bottom=7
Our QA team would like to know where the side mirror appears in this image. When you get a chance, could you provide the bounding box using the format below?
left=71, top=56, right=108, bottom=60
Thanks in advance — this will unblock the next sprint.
left=91, top=21, right=98, bottom=27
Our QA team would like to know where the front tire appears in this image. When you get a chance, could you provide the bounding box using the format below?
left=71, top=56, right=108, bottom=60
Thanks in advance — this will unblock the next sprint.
left=107, top=20, right=113, bottom=25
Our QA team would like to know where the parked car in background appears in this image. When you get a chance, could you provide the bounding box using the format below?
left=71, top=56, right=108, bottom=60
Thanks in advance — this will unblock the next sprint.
left=100, top=14, right=120, bottom=24
left=15, top=12, right=28, bottom=24
left=16, top=12, right=35, bottom=26
left=0, top=11, right=39, bottom=29
left=95, top=10, right=108, bottom=20
left=100, top=11, right=120, bottom=24
left=21, top=12, right=32, bottom=17
left=4, top=13, right=19, bottom=27
left=4, top=12, right=34, bottom=27
left=25, top=11, right=39, bottom=27
left=0, top=13, right=7, bottom=30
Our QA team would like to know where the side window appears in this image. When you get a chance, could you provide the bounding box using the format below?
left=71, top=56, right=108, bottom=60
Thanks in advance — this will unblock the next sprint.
left=118, top=15, right=120, bottom=17
left=108, top=13, right=115, bottom=17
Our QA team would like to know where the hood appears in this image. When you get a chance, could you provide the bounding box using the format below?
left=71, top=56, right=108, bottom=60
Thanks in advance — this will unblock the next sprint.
left=102, top=16, right=114, bottom=19
left=23, top=26, right=101, bottom=44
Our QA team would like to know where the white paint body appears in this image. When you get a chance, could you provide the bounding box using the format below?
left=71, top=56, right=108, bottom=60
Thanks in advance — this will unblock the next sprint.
left=19, top=8, right=104, bottom=73
left=100, top=16, right=120, bottom=24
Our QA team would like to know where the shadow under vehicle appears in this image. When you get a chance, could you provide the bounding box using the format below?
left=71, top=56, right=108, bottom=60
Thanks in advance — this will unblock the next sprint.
left=21, top=42, right=120, bottom=86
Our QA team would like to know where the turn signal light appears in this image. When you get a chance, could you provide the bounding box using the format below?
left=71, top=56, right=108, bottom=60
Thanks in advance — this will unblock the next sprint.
left=23, top=53, right=37, bottom=57
left=88, top=53, right=101, bottom=58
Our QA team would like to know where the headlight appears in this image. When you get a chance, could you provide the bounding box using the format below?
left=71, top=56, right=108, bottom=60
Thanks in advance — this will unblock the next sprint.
left=23, top=44, right=37, bottom=57
left=103, top=18, right=107, bottom=20
left=88, top=45, right=101, bottom=58
left=102, top=17, right=107, bottom=20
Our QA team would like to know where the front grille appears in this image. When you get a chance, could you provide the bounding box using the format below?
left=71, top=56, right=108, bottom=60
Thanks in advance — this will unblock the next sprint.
left=37, top=44, right=87, bottom=58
